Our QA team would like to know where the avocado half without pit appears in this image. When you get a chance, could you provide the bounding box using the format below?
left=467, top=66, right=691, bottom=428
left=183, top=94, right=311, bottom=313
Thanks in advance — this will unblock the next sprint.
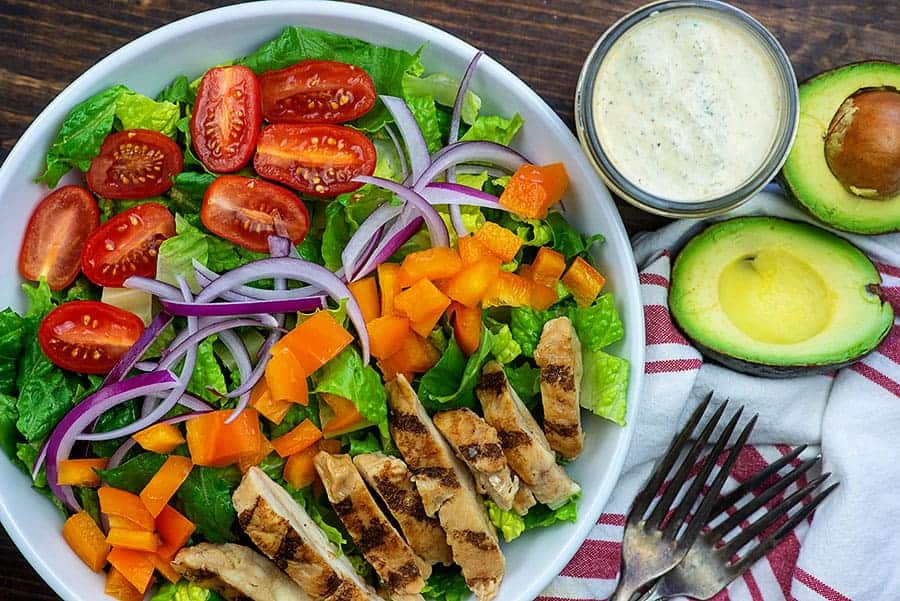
left=669, top=217, right=893, bottom=377
left=782, top=61, right=900, bottom=234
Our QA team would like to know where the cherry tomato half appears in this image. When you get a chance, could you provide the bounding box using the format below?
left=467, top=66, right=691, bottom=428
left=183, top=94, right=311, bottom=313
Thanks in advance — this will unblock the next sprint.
left=81, top=202, right=175, bottom=287
left=39, top=301, right=144, bottom=374
left=86, top=129, right=183, bottom=199
left=191, top=65, right=262, bottom=173
left=19, top=186, right=99, bottom=291
left=201, top=176, right=310, bottom=253
left=259, top=60, right=376, bottom=124
left=253, top=124, right=376, bottom=197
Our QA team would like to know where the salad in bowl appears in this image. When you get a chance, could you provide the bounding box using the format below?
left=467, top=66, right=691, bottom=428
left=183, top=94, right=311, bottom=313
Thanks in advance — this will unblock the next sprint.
left=1, top=19, right=632, bottom=601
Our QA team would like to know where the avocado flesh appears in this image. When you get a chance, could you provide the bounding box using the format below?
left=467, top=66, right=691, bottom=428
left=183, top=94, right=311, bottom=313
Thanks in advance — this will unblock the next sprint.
left=670, top=217, right=893, bottom=375
left=782, top=61, right=900, bottom=234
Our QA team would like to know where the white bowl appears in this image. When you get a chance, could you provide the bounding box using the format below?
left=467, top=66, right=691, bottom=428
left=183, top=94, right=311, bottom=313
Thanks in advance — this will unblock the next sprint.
left=0, top=2, right=645, bottom=600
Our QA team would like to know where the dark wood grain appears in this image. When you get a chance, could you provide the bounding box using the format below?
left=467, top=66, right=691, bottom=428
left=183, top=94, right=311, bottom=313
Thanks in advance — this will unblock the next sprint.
left=0, top=1, right=896, bottom=599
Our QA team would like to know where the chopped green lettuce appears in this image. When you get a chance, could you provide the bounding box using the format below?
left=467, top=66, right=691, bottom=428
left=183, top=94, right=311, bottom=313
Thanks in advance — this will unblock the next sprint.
left=545, top=212, right=605, bottom=261
left=97, top=452, right=167, bottom=493
left=486, top=500, right=526, bottom=542
left=0, top=308, right=26, bottom=396
left=422, top=567, right=471, bottom=601
left=503, top=362, right=541, bottom=410
left=150, top=581, right=225, bottom=601
left=509, top=293, right=624, bottom=357
left=0, top=393, right=18, bottom=459
left=343, top=430, right=382, bottom=456
left=418, top=329, right=494, bottom=412
left=581, top=350, right=629, bottom=425
left=284, top=483, right=347, bottom=551
left=404, top=94, right=444, bottom=153
left=115, top=90, right=180, bottom=136
left=460, top=113, right=524, bottom=145
left=402, top=72, right=481, bottom=124
left=90, top=399, right=139, bottom=458
left=177, top=465, right=242, bottom=543
left=489, top=323, right=521, bottom=365
left=156, top=214, right=209, bottom=290
left=156, top=74, right=194, bottom=106
left=524, top=494, right=580, bottom=529
left=187, top=337, right=228, bottom=404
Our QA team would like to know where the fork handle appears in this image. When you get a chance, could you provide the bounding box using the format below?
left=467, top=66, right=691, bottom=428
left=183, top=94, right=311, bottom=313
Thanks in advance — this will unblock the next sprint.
left=634, top=580, right=665, bottom=601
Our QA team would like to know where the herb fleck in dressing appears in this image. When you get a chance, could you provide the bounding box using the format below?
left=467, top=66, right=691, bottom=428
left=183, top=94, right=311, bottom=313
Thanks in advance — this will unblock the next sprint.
left=592, top=8, right=782, bottom=202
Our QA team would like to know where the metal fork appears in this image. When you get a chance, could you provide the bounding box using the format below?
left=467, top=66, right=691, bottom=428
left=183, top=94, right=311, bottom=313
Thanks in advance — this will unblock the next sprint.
left=636, top=446, right=839, bottom=600
left=610, top=394, right=757, bottom=601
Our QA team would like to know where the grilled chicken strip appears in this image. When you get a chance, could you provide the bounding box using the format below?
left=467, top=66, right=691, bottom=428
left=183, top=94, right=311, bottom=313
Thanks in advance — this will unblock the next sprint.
left=314, top=451, right=430, bottom=600
left=534, top=317, right=584, bottom=459
left=477, top=361, right=581, bottom=509
left=512, top=483, right=538, bottom=516
left=173, top=543, right=310, bottom=601
left=232, top=466, right=382, bottom=601
left=433, top=408, right=519, bottom=511
left=353, top=452, right=453, bottom=566
left=387, top=375, right=505, bottom=601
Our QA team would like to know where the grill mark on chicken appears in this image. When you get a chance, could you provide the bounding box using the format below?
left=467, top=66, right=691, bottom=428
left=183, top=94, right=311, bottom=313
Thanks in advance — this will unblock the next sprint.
left=389, top=561, right=424, bottom=590
left=459, top=530, right=497, bottom=551
left=237, top=497, right=261, bottom=530
left=393, top=413, right=427, bottom=434
left=272, top=529, right=306, bottom=571
left=374, top=476, right=430, bottom=522
left=543, top=421, right=581, bottom=438
left=541, top=363, right=575, bottom=391
left=410, top=466, right=459, bottom=489
left=458, top=442, right=504, bottom=460
left=477, top=370, right=506, bottom=396
left=497, top=430, right=531, bottom=449
left=181, top=567, right=218, bottom=581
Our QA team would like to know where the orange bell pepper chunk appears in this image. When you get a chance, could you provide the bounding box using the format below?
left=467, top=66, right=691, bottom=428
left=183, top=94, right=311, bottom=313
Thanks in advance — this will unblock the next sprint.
left=106, top=528, right=160, bottom=553
left=108, top=515, right=148, bottom=531
left=237, top=431, right=275, bottom=474
left=185, top=409, right=262, bottom=468
left=105, top=567, right=144, bottom=601
left=272, top=310, right=353, bottom=375
left=150, top=552, right=181, bottom=584
left=155, top=505, right=195, bottom=560
left=377, top=263, right=402, bottom=316
left=132, top=423, right=185, bottom=455
left=499, top=163, right=569, bottom=219
left=561, top=256, right=606, bottom=307
left=530, top=283, right=559, bottom=310
left=349, top=276, right=381, bottom=323
left=482, top=272, right=534, bottom=308
left=395, top=279, right=451, bottom=337
left=283, top=445, right=320, bottom=489
left=367, top=315, right=411, bottom=359
left=271, top=419, right=323, bottom=458
left=320, top=393, right=367, bottom=437
left=448, top=303, right=483, bottom=356
left=444, top=256, right=503, bottom=308
left=529, top=247, right=567, bottom=288
left=62, top=511, right=110, bottom=572
left=107, top=547, right=155, bottom=594
left=266, top=346, right=309, bottom=405
left=473, top=222, right=523, bottom=262
left=378, top=333, right=440, bottom=381
left=250, top=379, right=293, bottom=425
left=458, top=234, right=495, bottom=264
left=398, top=247, right=463, bottom=286
left=57, top=458, right=107, bottom=487
left=139, top=455, right=193, bottom=518
left=99, top=487, right=155, bottom=532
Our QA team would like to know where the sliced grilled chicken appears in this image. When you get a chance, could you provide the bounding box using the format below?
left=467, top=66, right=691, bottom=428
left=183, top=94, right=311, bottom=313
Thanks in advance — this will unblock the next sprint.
left=534, top=316, right=584, bottom=459
left=173, top=543, right=310, bottom=601
left=387, top=375, right=505, bottom=601
left=512, top=483, right=537, bottom=516
left=477, top=361, right=581, bottom=509
left=353, top=452, right=453, bottom=566
left=314, top=451, right=430, bottom=599
left=232, top=466, right=382, bottom=601
left=433, top=408, right=519, bottom=511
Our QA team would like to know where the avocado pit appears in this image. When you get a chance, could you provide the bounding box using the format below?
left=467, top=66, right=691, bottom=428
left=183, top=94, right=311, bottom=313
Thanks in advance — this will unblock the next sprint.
left=824, top=87, right=900, bottom=199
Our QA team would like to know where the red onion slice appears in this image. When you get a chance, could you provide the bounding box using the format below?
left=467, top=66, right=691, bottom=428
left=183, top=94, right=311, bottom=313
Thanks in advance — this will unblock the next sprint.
left=382, top=95, right=430, bottom=182
left=448, top=51, right=485, bottom=235
left=352, top=211, right=424, bottom=280
left=421, top=182, right=508, bottom=210
left=343, top=202, right=402, bottom=280
left=123, top=277, right=183, bottom=301
left=414, top=141, right=528, bottom=191
left=354, top=175, right=449, bottom=248
left=385, top=124, right=410, bottom=181
left=193, top=261, right=323, bottom=301
left=160, top=296, right=327, bottom=318
left=103, top=312, right=173, bottom=385
left=218, top=329, right=252, bottom=424
left=43, top=370, right=180, bottom=510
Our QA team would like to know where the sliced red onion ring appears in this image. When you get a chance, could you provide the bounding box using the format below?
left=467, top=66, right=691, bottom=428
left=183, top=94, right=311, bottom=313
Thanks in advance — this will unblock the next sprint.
left=177, top=393, right=214, bottom=413
left=160, top=296, right=326, bottom=318
left=421, top=182, right=508, bottom=210
left=448, top=51, right=485, bottom=235
left=43, top=370, right=180, bottom=510
left=454, top=164, right=511, bottom=178
left=267, top=235, right=292, bottom=258
left=353, top=211, right=424, bottom=280
left=134, top=361, right=158, bottom=372
left=104, top=312, right=173, bottom=385
left=192, top=258, right=369, bottom=363
left=123, top=276, right=183, bottom=301
left=382, top=95, right=430, bottom=182
left=221, top=328, right=279, bottom=400
left=414, top=141, right=529, bottom=191
left=385, top=124, right=410, bottom=181
left=193, top=261, right=323, bottom=300
left=156, top=318, right=281, bottom=375
left=219, top=330, right=252, bottom=424
left=354, top=175, right=449, bottom=249
left=343, top=203, right=402, bottom=280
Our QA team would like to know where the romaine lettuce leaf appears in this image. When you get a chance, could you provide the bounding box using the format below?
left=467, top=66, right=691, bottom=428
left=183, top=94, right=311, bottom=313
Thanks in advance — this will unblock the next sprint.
left=545, top=212, right=605, bottom=261
left=503, top=362, right=541, bottom=410
left=156, top=214, right=209, bottom=290
left=187, top=337, right=228, bottom=404
left=523, top=494, right=580, bottom=529
left=151, top=580, right=226, bottom=601
left=488, top=322, right=521, bottom=365
left=418, top=329, right=494, bottom=411
left=422, top=567, right=470, bottom=601
left=284, top=483, right=347, bottom=551
left=402, top=72, right=481, bottom=124
left=97, top=452, right=167, bottom=493
left=343, top=430, right=381, bottom=456
left=156, top=74, right=194, bottom=106
left=115, top=90, right=180, bottom=137
left=404, top=94, right=443, bottom=153
left=177, top=465, right=242, bottom=543
left=485, top=500, right=526, bottom=542
left=460, top=113, right=524, bottom=145
left=509, top=293, right=624, bottom=356
left=581, top=350, right=629, bottom=425
left=0, top=393, right=18, bottom=460
left=0, top=308, right=25, bottom=396
left=90, top=398, right=139, bottom=458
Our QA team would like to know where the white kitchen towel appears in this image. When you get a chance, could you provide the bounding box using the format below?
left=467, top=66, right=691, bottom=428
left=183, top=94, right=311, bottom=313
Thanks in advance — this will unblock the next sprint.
left=539, top=189, right=900, bottom=601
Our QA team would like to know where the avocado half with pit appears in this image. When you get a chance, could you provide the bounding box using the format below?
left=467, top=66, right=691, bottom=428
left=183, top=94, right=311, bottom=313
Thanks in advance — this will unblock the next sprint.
left=782, top=61, right=900, bottom=234
left=670, top=217, right=893, bottom=377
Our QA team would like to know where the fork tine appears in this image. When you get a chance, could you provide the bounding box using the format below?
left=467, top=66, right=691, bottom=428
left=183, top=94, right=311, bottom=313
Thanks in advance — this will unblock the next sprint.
left=645, top=400, right=730, bottom=529
left=732, top=482, right=839, bottom=572
left=664, top=411, right=755, bottom=540
left=711, top=444, right=809, bottom=518
left=629, top=393, right=713, bottom=522
left=707, top=455, right=821, bottom=542
left=719, top=473, right=831, bottom=557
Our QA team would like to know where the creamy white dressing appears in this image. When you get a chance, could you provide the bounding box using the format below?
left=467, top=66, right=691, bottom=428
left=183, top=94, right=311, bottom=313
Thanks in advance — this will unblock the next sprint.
left=592, top=8, right=782, bottom=202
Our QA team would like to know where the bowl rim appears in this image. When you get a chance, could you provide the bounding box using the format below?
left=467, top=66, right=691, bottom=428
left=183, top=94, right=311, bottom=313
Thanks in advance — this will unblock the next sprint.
left=0, top=2, right=644, bottom=600
left=574, top=0, right=800, bottom=218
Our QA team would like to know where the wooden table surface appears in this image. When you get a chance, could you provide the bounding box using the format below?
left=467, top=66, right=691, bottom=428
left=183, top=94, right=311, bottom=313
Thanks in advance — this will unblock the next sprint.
left=0, top=0, right=896, bottom=598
